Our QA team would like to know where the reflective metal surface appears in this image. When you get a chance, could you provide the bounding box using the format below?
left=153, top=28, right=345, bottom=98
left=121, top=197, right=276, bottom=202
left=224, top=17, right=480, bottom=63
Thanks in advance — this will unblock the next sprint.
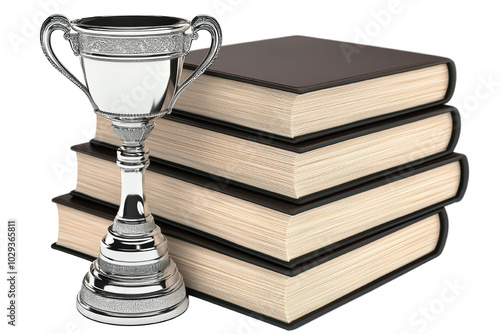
left=40, top=13, right=222, bottom=325
left=40, top=14, right=222, bottom=118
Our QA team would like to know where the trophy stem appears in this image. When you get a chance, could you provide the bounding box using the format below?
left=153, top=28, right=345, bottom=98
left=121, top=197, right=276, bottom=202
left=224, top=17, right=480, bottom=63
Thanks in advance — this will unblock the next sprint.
left=76, top=119, right=188, bottom=325
left=113, top=121, right=155, bottom=234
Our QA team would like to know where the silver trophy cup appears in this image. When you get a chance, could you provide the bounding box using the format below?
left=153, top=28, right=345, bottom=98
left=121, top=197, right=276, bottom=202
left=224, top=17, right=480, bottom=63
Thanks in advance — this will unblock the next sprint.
left=40, top=14, right=222, bottom=325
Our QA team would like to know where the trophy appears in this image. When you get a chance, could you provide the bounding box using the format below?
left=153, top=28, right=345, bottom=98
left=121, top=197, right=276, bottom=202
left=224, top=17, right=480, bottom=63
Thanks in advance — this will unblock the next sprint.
left=40, top=14, right=221, bottom=325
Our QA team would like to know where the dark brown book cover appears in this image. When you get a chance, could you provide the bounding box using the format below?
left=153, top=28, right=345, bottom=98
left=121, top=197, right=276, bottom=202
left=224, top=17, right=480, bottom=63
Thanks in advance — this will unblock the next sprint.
left=52, top=193, right=449, bottom=329
left=177, top=35, right=456, bottom=142
left=184, top=35, right=455, bottom=94
left=93, top=105, right=461, bottom=204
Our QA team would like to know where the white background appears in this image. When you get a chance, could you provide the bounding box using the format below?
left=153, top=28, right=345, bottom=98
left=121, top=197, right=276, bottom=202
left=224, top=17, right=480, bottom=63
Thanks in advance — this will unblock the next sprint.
left=1, top=0, right=498, bottom=333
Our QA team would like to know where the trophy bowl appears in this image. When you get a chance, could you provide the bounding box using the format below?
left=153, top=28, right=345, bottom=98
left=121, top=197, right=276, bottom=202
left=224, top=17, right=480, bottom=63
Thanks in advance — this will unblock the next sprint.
left=40, top=14, right=222, bottom=325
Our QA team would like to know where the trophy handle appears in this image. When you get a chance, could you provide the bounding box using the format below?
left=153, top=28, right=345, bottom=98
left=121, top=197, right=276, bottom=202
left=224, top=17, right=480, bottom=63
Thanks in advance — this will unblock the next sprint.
left=40, top=14, right=98, bottom=110
left=166, top=15, right=222, bottom=112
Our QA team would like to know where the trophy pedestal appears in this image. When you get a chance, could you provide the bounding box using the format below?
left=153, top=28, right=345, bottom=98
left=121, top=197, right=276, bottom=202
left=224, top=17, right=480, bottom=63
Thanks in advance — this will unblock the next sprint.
left=75, top=120, right=189, bottom=325
left=76, top=224, right=189, bottom=325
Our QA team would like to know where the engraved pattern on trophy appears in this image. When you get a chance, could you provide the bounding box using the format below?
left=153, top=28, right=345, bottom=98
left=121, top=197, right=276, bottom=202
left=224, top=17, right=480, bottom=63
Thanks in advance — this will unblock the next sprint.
left=97, top=251, right=171, bottom=275
left=40, top=13, right=222, bottom=325
left=79, top=34, right=194, bottom=56
left=78, top=286, right=187, bottom=314
left=111, top=122, right=155, bottom=145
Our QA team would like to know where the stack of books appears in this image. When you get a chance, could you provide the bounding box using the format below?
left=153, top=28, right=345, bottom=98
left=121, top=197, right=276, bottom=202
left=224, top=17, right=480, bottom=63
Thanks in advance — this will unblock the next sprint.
left=52, top=36, right=468, bottom=329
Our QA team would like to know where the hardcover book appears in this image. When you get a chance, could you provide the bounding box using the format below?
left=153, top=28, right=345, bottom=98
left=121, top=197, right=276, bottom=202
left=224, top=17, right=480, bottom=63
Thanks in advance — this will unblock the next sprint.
left=53, top=193, right=450, bottom=329
left=173, top=35, right=456, bottom=141
left=72, top=141, right=468, bottom=264
left=95, top=105, right=460, bottom=200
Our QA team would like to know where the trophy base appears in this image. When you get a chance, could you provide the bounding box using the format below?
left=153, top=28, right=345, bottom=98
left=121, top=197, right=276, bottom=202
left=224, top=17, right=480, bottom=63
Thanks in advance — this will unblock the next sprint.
left=76, top=224, right=189, bottom=325
left=77, top=293, right=188, bottom=325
